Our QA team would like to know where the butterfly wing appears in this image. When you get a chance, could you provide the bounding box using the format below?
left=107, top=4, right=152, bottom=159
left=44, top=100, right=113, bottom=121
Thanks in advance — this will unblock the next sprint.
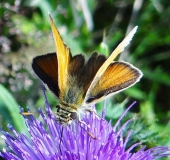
left=85, top=61, right=142, bottom=104
left=77, top=52, right=106, bottom=93
left=49, top=15, right=72, bottom=99
left=32, top=53, right=60, bottom=97
left=83, top=26, right=142, bottom=104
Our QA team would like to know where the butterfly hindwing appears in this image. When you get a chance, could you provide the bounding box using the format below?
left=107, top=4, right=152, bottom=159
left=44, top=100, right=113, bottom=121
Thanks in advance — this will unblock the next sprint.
left=78, top=52, right=106, bottom=93
left=32, top=53, right=60, bottom=97
left=86, top=61, right=142, bottom=103
left=68, top=54, right=85, bottom=76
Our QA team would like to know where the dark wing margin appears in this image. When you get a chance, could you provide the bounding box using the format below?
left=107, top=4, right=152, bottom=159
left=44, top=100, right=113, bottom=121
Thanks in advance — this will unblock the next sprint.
left=32, top=52, right=60, bottom=97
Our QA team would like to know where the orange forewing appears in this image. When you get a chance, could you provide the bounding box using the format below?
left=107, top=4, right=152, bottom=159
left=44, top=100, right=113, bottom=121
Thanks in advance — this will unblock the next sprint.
left=49, top=15, right=71, bottom=98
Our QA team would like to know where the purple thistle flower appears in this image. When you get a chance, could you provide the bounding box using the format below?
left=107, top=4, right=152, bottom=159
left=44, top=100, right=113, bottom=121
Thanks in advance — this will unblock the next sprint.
left=1, top=99, right=170, bottom=160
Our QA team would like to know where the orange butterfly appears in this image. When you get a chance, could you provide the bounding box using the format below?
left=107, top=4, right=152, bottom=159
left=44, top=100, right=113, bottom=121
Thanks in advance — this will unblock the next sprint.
left=32, top=15, right=142, bottom=125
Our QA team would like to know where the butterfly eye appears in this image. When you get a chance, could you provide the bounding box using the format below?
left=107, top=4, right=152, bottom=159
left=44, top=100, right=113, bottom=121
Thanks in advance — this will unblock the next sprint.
left=56, top=105, right=60, bottom=112
left=70, top=112, right=77, bottom=120
left=56, top=105, right=77, bottom=120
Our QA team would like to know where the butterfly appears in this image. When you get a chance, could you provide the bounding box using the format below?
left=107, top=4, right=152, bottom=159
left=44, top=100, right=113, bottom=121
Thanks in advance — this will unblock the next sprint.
left=32, top=15, right=143, bottom=125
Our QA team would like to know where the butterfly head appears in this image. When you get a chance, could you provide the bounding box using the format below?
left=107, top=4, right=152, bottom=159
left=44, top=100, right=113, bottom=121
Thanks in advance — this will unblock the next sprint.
left=56, top=104, right=78, bottom=125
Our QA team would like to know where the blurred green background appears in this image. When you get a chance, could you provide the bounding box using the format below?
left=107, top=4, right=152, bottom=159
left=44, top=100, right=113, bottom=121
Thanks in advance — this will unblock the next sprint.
left=0, top=0, right=170, bottom=157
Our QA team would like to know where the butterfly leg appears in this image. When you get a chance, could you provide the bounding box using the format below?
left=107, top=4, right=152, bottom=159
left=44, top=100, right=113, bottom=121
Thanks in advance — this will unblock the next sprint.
left=85, top=109, right=105, bottom=121
left=76, top=114, right=97, bottom=140
left=77, top=115, right=90, bottom=128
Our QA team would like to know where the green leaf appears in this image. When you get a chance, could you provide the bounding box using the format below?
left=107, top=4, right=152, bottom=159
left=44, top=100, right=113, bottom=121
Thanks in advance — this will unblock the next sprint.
left=144, top=67, right=170, bottom=86
left=0, top=84, right=27, bottom=133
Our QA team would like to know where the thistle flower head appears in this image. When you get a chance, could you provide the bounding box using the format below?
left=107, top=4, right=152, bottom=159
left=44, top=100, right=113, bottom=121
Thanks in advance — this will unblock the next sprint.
left=1, top=99, right=170, bottom=159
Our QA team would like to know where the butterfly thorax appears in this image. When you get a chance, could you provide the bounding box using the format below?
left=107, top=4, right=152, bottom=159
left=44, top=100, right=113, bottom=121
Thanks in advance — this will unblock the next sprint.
left=63, top=76, right=85, bottom=104
left=55, top=76, right=86, bottom=125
